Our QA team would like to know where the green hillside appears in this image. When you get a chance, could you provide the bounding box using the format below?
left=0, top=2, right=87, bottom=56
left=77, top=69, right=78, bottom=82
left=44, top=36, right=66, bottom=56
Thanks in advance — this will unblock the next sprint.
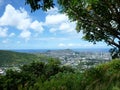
left=0, top=50, right=40, bottom=66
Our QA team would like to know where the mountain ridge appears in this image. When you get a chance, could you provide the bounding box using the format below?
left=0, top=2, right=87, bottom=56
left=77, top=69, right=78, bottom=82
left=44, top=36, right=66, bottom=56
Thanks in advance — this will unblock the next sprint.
left=0, top=50, right=40, bottom=67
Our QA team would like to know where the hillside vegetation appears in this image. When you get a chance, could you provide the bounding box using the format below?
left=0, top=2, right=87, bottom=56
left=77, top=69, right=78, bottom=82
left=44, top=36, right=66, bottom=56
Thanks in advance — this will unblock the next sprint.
left=0, top=58, right=120, bottom=90
left=0, top=50, right=40, bottom=66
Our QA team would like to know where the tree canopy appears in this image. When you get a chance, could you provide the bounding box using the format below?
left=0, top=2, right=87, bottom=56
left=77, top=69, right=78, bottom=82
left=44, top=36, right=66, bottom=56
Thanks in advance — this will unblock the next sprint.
left=25, top=0, right=54, bottom=11
left=25, top=0, right=120, bottom=58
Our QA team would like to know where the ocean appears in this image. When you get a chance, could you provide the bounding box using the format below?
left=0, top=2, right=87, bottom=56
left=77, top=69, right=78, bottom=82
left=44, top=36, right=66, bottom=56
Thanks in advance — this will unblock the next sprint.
left=12, top=48, right=110, bottom=53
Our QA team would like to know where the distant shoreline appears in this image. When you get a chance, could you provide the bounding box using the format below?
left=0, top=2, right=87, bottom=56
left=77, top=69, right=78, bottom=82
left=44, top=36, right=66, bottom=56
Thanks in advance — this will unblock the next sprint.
left=6, top=48, right=110, bottom=53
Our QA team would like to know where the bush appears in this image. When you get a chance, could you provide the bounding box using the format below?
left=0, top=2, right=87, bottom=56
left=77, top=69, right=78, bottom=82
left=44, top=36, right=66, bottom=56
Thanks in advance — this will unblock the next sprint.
left=0, top=59, right=120, bottom=90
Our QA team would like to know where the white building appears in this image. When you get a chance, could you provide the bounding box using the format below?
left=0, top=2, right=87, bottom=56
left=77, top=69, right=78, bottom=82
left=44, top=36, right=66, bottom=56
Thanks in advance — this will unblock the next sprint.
left=0, top=68, right=4, bottom=74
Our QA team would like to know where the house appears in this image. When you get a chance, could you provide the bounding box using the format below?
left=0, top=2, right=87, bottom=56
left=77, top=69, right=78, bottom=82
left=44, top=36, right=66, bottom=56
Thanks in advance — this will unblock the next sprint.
left=0, top=68, right=4, bottom=74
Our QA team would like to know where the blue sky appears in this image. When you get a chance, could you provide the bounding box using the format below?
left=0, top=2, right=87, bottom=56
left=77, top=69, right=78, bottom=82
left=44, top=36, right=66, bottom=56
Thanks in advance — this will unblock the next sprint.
left=0, top=0, right=111, bottom=49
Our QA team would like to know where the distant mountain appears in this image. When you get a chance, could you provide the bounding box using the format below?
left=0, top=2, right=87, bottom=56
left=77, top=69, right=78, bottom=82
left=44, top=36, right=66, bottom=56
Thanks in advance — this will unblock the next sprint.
left=41, top=49, right=78, bottom=58
left=0, top=50, right=40, bottom=67
left=12, top=48, right=110, bottom=54
left=45, top=49, right=76, bottom=54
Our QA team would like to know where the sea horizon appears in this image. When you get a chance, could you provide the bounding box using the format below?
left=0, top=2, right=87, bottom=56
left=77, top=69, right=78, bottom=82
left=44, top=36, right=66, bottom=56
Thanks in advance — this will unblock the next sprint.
left=1, top=48, right=110, bottom=53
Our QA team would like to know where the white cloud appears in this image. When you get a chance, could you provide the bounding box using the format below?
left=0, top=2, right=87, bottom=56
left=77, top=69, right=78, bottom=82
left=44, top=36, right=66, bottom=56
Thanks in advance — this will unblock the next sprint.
left=58, top=43, right=95, bottom=48
left=0, top=27, right=8, bottom=37
left=59, top=23, right=70, bottom=30
left=58, top=43, right=66, bottom=47
left=19, top=30, right=31, bottom=41
left=59, top=22, right=76, bottom=32
left=0, top=4, right=30, bottom=28
left=0, top=4, right=44, bottom=40
left=45, top=7, right=76, bottom=34
left=45, top=14, right=68, bottom=25
left=0, top=4, right=32, bottom=40
left=58, top=42, right=107, bottom=48
left=68, top=43, right=74, bottom=47
left=58, top=43, right=75, bottom=48
left=30, top=20, right=44, bottom=33
left=9, top=33, right=15, bottom=37
left=46, top=7, right=58, bottom=15
left=0, top=4, right=31, bottom=30
left=34, top=37, right=69, bottom=41
left=17, top=18, right=31, bottom=30
left=49, top=28, right=57, bottom=33
left=17, top=41, right=21, bottom=44
left=2, top=39, right=9, bottom=44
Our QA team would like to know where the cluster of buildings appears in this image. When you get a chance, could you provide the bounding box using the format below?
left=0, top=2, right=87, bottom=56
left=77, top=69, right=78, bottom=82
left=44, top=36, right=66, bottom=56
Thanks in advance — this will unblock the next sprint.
left=41, top=49, right=112, bottom=69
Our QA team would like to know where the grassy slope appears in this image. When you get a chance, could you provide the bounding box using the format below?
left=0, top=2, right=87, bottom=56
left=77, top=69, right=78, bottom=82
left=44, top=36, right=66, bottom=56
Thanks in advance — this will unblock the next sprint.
left=0, top=50, right=40, bottom=66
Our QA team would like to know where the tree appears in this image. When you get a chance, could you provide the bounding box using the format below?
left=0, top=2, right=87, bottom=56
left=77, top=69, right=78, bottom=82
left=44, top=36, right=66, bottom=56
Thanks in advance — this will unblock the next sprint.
left=58, top=0, right=120, bottom=58
left=25, top=0, right=120, bottom=58
left=25, top=0, right=54, bottom=11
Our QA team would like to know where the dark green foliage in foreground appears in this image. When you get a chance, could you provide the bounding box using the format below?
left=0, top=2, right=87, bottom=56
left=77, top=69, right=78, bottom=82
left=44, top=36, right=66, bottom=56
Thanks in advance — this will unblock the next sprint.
left=0, top=59, right=120, bottom=90
left=0, top=58, right=74, bottom=90
left=31, top=59, right=120, bottom=90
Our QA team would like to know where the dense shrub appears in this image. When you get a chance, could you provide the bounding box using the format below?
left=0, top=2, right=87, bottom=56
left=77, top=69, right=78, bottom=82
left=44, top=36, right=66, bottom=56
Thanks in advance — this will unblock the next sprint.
left=0, top=59, right=120, bottom=90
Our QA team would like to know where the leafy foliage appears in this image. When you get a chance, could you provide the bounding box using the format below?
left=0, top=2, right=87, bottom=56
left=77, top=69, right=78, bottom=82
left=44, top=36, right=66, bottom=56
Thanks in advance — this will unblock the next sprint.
left=0, top=59, right=120, bottom=90
left=58, top=0, right=120, bottom=58
left=25, top=0, right=54, bottom=11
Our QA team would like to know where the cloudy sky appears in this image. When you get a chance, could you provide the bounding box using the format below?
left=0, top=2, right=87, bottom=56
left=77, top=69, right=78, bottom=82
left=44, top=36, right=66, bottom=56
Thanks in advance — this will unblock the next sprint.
left=0, top=0, right=110, bottom=49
